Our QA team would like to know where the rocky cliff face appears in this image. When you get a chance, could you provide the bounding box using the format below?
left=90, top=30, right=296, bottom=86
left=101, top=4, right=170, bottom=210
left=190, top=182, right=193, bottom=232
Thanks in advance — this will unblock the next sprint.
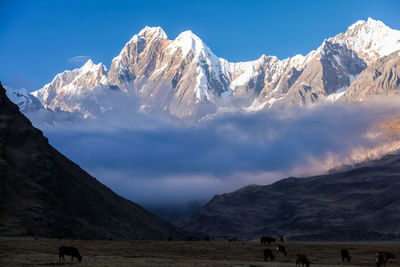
left=30, top=18, right=400, bottom=120
left=0, top=83, right=187, bottom=240
left=339, top=51, right=400, bottom=102
left=177, top=154, right=400, bottom=241
left=256, top=40, right=366, bottom=108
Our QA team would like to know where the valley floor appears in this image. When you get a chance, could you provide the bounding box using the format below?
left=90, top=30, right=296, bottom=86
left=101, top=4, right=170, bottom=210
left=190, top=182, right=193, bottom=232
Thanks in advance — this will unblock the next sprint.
left=0, top=237, right=399, bottom=266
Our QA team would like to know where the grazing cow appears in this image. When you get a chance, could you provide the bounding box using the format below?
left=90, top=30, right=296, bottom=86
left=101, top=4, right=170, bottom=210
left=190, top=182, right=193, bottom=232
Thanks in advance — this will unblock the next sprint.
left=59, top=246, right=82, bottom=262
left=341, top=249, right=351, bottom=262
left=376, top=251, right=395, bottom=267
left=263, top=249, right=275, bottom=261
left=296, top=253, right=310, bottom=267
left=276, top=245, right=287, bottom=256
left=260, top=236, right=276, bottom=245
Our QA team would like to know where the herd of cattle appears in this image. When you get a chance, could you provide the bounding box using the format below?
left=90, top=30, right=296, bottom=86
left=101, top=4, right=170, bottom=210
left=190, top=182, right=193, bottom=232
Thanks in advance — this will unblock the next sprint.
left=57, top=236, right=396, bottom=266
left=260, top=235, right=395, bottom=267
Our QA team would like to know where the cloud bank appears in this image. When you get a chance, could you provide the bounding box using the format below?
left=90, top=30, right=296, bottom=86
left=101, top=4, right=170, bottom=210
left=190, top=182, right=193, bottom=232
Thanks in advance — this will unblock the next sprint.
left=32, top=98, right=400, bottom=219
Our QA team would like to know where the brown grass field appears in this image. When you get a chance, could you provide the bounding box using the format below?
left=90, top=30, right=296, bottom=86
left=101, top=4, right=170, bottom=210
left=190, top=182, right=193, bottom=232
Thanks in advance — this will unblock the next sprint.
left=0, top=237, right=399, bottom=266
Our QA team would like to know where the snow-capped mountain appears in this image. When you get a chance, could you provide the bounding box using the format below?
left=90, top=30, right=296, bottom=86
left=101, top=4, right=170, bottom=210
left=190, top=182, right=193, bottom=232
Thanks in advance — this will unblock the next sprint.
left=329, top=17, right=400, bottom=65
left=31, top=18, right=400, bottom=119
left=32, top=59, right=109, bottom=118
left=106, top=26, right=231, bottom=118
left=4, top=86, right=43, bottom=112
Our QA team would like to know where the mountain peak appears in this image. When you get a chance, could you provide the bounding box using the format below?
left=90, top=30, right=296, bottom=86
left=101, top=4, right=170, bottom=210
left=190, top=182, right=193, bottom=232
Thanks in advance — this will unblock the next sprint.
left=170, top=30, right=210, bottom=58
left=80, top=59, right=106, bottom=73
left=82, top=58, right=94, bottom=67
left=366, top=17, right=383, bottom=25
left=138, top=26, right=167, bottom=39
left=178, top=30, right=199, bottom=39
left=346, top=17, right=388, bottom=32
left=125, top=26, right=168, bottom=45
left=347, top=17, right=391, bottom=33
left=259, top=54, right=267, bottom=60
left=364, top=17, right=388, bottom=31
left=330, top=17, right=400, bottom=64
left=348, top=19, right=366, bottom=31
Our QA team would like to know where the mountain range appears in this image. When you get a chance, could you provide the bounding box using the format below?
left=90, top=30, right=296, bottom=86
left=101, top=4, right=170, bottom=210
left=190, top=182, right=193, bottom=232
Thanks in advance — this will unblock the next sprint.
left=6, top=18, right=400, bottom=121
left=3, top=18, right=400, bottom=240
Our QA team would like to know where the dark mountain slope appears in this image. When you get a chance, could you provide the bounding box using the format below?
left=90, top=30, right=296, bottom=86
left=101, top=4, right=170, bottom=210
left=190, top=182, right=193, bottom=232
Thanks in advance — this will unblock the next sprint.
left=0, top=83, right=186, bottom=240
left=177, top=154, right=400, bottom=241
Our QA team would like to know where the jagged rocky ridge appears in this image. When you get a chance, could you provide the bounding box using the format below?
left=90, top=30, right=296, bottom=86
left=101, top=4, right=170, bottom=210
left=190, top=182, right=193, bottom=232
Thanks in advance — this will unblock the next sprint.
left=25, top=18, right=400, bottom=120
left=0, top=83, right=188, bottom=240
left=177, top=153, right=400, bottom=241
left=340, top=50, right=400, bottom=101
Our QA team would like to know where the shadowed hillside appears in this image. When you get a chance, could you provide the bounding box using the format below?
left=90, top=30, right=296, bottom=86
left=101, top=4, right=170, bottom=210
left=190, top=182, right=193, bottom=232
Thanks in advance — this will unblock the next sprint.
left=0, top=83, right=187, bottom=240
left=178, top=153, right=400, bottom=241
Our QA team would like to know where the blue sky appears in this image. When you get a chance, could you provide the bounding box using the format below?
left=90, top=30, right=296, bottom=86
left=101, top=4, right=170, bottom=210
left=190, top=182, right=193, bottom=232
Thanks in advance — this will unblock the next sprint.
left=1, top=0, right=399, bottom=90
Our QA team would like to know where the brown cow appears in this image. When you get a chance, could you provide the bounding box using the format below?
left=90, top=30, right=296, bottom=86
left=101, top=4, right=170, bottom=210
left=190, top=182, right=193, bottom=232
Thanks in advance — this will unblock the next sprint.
left=296, top=253, right=310, bottom=267
left=376, top=251, right=395, bottom=267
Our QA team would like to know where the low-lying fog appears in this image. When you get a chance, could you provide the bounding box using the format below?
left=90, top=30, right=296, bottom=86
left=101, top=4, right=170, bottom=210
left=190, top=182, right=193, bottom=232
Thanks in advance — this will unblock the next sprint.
left=29, top=97, right=400, bottom=221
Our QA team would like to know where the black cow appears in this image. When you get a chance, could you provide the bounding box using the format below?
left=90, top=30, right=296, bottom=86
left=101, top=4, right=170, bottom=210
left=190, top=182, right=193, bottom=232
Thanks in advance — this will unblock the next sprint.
left=59, top=246, right=82, bottom=262
left=264, top=249, right=275, bottom=261
left=276, top=245, right=287, bottom=256
left=260, top=236, right=276, bottom=245
left=341, top=249, right=351, bottom=262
